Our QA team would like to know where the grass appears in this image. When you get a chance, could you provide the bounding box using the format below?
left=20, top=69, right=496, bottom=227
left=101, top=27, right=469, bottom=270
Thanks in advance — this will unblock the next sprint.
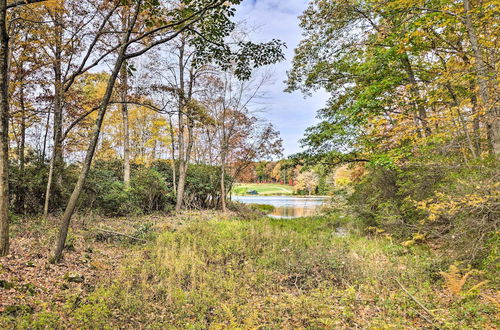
left=247, top=203, right=276, bottom=214
left=232, top=183, right=294, bottom=195
left=3, top=213, right=497, bottom=328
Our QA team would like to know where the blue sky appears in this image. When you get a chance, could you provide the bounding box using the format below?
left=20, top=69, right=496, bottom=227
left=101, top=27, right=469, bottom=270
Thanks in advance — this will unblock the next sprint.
left=235, top=0, right=329, bottom=156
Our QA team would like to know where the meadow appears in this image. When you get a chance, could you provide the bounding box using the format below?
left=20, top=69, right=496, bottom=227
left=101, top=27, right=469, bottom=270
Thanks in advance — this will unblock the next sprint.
left=2, top=211, right=497, bottom=328
left=232, top=183, right=294, bottom=195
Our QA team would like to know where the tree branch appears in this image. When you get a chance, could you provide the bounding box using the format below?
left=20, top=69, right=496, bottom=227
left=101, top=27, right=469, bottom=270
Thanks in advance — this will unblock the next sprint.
left=61, top=106, right=99, bottom=142
left=63, top=1, right=121, bottom=92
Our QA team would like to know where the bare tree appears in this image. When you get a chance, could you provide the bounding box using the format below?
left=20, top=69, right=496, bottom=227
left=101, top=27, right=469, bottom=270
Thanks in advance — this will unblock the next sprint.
left=199, top=69, right=281, bottom=211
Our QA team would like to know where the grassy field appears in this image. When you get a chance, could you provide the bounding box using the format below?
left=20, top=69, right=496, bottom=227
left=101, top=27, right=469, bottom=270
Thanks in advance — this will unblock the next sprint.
left=2, top=212, right=497, bottom=328
left=232, top=183, right=294, bottom=195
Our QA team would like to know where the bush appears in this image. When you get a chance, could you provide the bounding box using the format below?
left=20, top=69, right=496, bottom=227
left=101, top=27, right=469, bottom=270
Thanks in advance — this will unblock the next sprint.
left=80, top=161, right=172, bottom=216
left=9, top=159, right=49, bottom=214
left=348, top=160, right=499, bottom=265
left=8, top=151, right=78, bottom=214
left=99, top=181, right=139, bottom=216
left=130, top=167, right=172, bottom=213
left=9, top=158, right=234, bottom=217
left=79, top=160, right=132, bottom=216
left=153, top=161, right=231, bottom=209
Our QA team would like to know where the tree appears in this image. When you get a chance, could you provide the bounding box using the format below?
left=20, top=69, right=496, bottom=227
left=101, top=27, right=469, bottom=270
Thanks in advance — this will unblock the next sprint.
left=42, top=0, right=130, bottom=216
left=287, top=0, right=499, bottom=166
left=229, top=123, right=283, bottom=186
left=9, top=16, right=47, bottom=214
left=271, top=162, right=281, bottom=182
left=0, top=0, right=49, bottom=257
left=52, top=0, right=284, bottom=261
left=462, top=0, right=499, bottom=155
left=294, top=170, right=319, bottom=195
left=133, top=20, right=283, bottom=212
left=287, top=0, right=499, bottom=255
left=198, top=66, right=280, bottom=211
left=119, top=6, right=131, bottom=187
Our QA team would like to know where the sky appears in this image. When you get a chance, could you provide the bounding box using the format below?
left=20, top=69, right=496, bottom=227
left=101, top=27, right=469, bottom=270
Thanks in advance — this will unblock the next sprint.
left=235, top=0, right=329, bottom=157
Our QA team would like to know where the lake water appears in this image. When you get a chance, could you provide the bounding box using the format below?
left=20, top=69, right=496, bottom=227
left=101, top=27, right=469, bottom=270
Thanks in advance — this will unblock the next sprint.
left=232, top=195, right=327, bottom=219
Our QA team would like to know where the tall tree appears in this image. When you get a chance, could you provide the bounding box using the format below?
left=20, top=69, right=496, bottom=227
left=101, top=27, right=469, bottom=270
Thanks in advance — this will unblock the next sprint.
left=199, top=68, right=275, bottom=211
left=42, top=0, right=125, bottom=216
left=120, top=6, right=131, bottom=187
left=0, top=0, right=48, bottom=257
left=43, top=2, right=64, bottom=216
left=463, top=0, right=499, bottom=155
left=287, top=0, right=499, bottom=166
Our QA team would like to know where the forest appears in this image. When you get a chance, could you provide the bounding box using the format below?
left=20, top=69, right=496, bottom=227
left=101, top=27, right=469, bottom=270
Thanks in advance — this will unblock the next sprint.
left=0, top=0, right=498, bottom=328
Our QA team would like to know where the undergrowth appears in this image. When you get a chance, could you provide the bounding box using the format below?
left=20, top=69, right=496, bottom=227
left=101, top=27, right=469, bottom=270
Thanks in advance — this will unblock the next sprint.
left=1, top=214, right=497, bottom=328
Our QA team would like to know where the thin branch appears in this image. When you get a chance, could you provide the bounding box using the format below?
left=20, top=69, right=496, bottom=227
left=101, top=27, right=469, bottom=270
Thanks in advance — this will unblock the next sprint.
left=61, top=106, right=99, bottom=141
left=63, top=1, right=121, bottom=92
left=125, top=0, right=223, bottom=47
left=109, top=100, right=175, bottom=115
left=396, top=279, right=441, bottom=328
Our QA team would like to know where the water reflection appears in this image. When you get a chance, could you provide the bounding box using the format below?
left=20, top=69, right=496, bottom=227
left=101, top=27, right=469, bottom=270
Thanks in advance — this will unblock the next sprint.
left=232, top=195, right=327, bottom=219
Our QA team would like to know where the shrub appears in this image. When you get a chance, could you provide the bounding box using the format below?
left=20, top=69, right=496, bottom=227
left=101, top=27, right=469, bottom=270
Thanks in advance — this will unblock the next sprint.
left=9, top=158, right=234, bottom=216
left=153, top=160, right=231, bottom=209
left=99, top=181, right=139, bottom=216
left=130, top=167, right=172, bottom=213
left=8, top=151, right=79, bottom=214
left=348, top=161, right=499, bottom=266
left=79, top=160, right=135, bottom=216
left=184, top=164, right=228, bottom=209
left=81, top=162, right=174, bottom=216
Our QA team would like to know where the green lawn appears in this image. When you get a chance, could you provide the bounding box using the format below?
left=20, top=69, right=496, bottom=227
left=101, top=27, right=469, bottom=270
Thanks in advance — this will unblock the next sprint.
left=232, top=183, right=294, bottom=195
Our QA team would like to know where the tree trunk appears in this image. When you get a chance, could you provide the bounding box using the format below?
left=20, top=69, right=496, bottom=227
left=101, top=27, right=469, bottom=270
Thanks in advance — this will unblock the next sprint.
left=219, top=106, right=228, bottom=212
left=175, top=155, right=186, bottom=211
left=151, top=138, right=157, bottom=163
left=52, top=42, right=128, bottom=263
left=120, top=61, right=130, bottom=187
left=436, top=52, right=478, bottom=158
left=120, top=8, right=130, bottom=187
left=16, top=82, right=26, bottom=214
left=471, top=87, right=482, bottom=156
left=175, top=40, right=186, bottom=211
left=44, top=153, right=56, bottom=216
left=401, top=54, right=431, bottom=137
left=41, top=106, right=50, bottom=164
left=168, top=114, right=177, bottom=196
left=44, top=15, right=64, bottom=217
left=220, top=153, right=227, bottom=212
left=445, top=83, right=477, bottom=158
left=0, top=0, right=10, bottom=256
left=176, top=115, right=195, bottom=211
left=463, top=0, right=500, bottom=156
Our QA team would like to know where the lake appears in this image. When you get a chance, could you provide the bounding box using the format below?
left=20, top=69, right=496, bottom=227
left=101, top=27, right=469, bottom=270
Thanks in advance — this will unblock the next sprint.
left=232, top=195, right=327, bottom=218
